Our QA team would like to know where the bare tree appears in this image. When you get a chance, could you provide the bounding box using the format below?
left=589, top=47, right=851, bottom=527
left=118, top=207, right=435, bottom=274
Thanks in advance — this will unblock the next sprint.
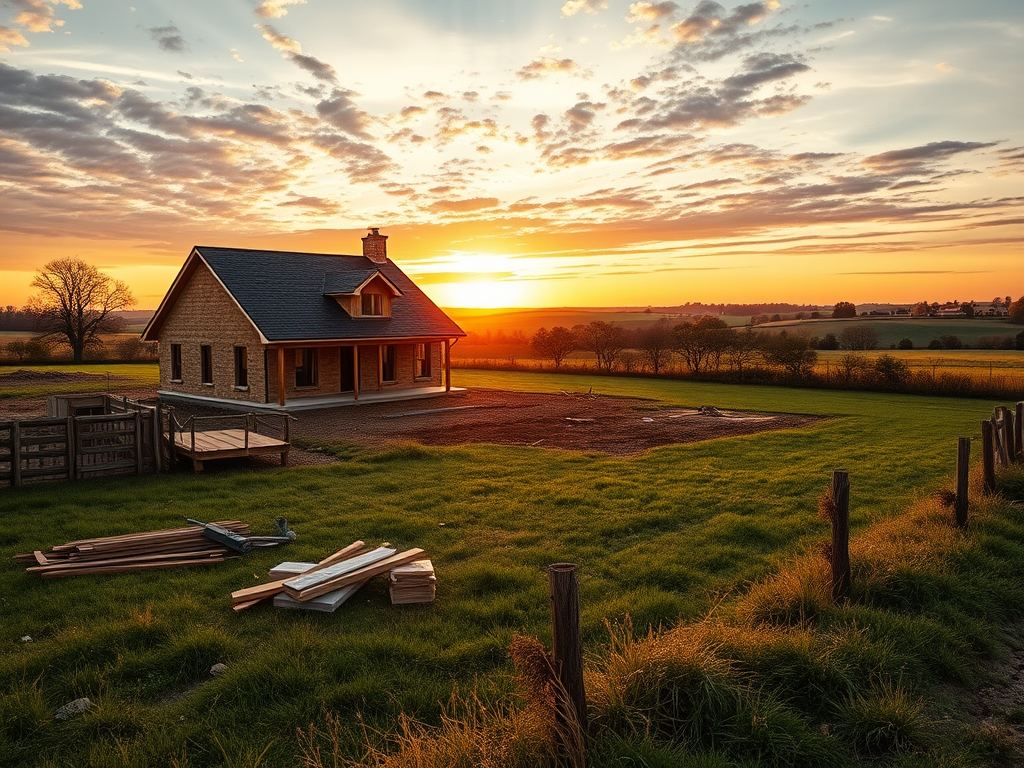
left=531, top=326, right=578, bottom=369
left=29, top=258, right=136, bottom=362
left=672, top=316, right=730, bottom=373
left=635, top=319, right=674, bottom=375
left=574, top=321, right=627, bottom=371
left=724, top=326, right=761, bottom=377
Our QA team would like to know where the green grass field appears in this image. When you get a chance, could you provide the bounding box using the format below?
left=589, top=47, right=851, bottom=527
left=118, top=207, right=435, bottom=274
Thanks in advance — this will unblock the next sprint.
left=0, top=363, right=159, bottom=401
left=0, top=371, right=1019, bottom=766
left=762, top=316, right=1019, bottom=348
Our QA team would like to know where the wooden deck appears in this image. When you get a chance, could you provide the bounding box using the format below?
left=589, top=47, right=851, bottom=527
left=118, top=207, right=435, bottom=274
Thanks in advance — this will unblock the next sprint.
left=170, top=427, right=289, bottom=471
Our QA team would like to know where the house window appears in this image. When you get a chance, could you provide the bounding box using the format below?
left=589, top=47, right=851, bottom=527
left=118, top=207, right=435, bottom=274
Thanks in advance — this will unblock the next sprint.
left=170, top=343, right=182, bottom=381
left=200, top=345, right=213, bottom=384
left=382, top=345, right=397, bottom=382
left=415, top=343, right=431, bottom=378
left=234, top=346, right=248, bottom=388
left=295, top=348, right=318, bottom=387
left=361, top=293, right=383, bottom=316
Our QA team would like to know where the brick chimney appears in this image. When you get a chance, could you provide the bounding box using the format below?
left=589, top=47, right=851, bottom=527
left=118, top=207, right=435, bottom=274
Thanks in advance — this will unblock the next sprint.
left=361, top=227, right=388, bottom=263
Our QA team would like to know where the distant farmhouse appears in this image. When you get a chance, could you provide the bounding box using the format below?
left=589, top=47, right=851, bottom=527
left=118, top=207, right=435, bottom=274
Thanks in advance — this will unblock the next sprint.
left=141, top=229, right=465, bottom=410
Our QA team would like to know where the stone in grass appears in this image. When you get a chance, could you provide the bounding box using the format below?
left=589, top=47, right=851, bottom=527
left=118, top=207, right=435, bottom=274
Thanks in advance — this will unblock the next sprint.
left=21, top=635, right=32, bottom=643
left=210, top=663, right=228, bottom=676
left=55, top=698, right=93, bottom=720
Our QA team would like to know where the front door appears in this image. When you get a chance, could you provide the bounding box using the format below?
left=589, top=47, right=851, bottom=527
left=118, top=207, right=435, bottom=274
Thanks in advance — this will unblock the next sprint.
left=340, top=347, right=355, bottom=392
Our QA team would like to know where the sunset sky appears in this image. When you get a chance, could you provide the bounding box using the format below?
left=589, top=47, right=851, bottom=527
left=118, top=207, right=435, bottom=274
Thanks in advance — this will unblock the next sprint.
left=1, top=0, right=1021, bottom=310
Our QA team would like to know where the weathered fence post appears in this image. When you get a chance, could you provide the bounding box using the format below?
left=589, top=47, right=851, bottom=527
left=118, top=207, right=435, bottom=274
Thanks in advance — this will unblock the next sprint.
left=11, top=421, right=21, bottom=489
left=134, top=411, right=143, bottom=475
left=955, top=437, right=970, bottom=528
left=150, top=406, right=162, bottom=473
left=1011, top=403, right=1019, bottom=462
left=981, top=420, right=996, bottom=495
left=548, top=563, right=587, bottom=745
left=829, top=470, right=851, bottom=601
left=996, top=408, right=1012, bottom=465
left=66, top=416, right=76, bottom=481
left=1005, top=406, right=1018, bottom=464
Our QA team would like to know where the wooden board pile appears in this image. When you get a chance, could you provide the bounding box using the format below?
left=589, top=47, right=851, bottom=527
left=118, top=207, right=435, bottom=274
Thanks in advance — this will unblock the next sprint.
left=14, top=521, right=251, bottom=579
left=231, top=540, right=429, bottom=613
left=389, top=560, right=436, bottom=604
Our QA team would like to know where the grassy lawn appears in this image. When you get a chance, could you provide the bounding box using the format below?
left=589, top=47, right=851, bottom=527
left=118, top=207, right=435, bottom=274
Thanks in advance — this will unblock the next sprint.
left=0, top=371, right=1014, bottom=766
left=0, top=363, right=159, bottom=401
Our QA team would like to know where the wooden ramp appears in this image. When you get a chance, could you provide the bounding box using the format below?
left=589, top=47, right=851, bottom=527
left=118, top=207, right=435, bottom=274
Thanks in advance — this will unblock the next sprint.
left=166, top=413, right=290, bottom=472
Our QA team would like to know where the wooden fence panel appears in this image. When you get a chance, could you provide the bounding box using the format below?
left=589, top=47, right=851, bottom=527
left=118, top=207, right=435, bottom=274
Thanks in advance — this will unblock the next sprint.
left=1, top=401, right=160, bottom=489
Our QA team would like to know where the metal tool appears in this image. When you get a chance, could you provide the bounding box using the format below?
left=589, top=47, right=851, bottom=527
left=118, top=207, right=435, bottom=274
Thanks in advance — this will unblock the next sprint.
left=186, top=519, right=254, bottom=553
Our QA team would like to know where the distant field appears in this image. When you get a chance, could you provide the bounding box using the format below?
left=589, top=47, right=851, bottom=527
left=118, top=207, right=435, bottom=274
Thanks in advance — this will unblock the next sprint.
left=447, top=308, right=752, bottom=335
left=0, top=363, right=159, bottom=400
left=760, top=316, right=1019, bottom=347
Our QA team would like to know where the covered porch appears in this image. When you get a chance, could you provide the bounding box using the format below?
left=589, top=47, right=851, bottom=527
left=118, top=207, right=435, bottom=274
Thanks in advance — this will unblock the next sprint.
left=265, top=338, right=454, bottom=407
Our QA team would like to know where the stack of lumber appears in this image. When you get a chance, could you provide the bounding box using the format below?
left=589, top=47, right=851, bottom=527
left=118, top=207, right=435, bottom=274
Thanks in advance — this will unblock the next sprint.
left=231, top=541, right=426, bottom=613
left=389, top=560, right=436, bottom=604
left=14, top=522, right=250, bottom=579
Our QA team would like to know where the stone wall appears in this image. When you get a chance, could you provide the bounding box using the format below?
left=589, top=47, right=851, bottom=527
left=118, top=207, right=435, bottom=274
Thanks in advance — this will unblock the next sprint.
left=158, top=264, right=265, bottom=402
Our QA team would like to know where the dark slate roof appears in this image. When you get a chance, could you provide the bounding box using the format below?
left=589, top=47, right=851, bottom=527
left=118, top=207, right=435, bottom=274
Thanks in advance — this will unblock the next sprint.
left=194, top=246, right=464, bottom=342
left=321, top=269, right=391, bottom=296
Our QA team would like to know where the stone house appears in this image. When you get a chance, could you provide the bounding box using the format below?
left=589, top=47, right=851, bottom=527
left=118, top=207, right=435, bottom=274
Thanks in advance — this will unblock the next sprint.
left=141, top=229, right=465, bottom=409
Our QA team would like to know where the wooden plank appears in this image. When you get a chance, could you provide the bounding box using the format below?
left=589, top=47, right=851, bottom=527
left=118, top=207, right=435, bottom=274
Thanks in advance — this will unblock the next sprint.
left=282, top=546, right=396, bottom=595
left=28, top=550, right=224, bottom=573
left=33, top=551, right=48, bottom=566
left=151, top=406, right=162, bottom=473
left=40, top=557, right=227, bottom=578
left=67, top=416, right=76, bottom=480
left=287, top=548, right=426, bottom=602
left=231, top=541, right=368, bottom=607
left=135, top=411, right=143, bottom=475
left=268, top=562, right=318, bottom=578
left=273, top=579, right=369, bottom=613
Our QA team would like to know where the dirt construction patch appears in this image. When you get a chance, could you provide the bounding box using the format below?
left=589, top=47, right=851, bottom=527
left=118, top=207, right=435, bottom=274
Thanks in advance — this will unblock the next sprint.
left=292, top=388, right=823, bottom=457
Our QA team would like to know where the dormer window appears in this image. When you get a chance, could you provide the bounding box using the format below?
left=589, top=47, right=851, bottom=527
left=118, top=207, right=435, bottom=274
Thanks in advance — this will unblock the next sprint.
left=362, top=293, right=384, bottom=316
left=323, top=269, right=403, bottom=318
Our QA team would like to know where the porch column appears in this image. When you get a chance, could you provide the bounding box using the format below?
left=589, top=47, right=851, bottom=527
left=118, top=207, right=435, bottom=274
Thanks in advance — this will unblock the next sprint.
left=353, top=345, right=360, bottom=400
left=277, top=347, right=286, bottom=406
left=444, top=339, right=451, bottom=393
left=377, top=344, right=384, bottom=391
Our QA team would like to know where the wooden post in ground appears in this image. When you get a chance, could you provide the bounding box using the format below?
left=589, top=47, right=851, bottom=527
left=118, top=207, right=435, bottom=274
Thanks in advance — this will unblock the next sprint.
left=829, top=470, right=851, bottom=601
left=990, top=412, right=1007, bottom=467
left=1003, top=406, right=1017, bottom=464
left=955, top=437, right=970, bottom=529
left=11, top=421, right=21, bottom=489
left=151, top=406, right=162, bottom=473
left=445, top=339, right=452, bottom=393
left=1015, top=402, right=1023, bottom=460
left=982, top=420, right=996, bottom=495
left=548, top=563, right=587, bottom=746
left=996, top=407, right=1012, bottom=465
